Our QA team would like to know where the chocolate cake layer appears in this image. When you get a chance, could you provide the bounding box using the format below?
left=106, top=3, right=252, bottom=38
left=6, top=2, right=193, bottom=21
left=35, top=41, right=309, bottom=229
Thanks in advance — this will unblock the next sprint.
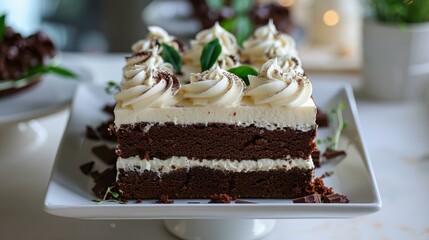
left=116, top=167, right=313, bottom=199
left=116, top=122, right=317, bottom=160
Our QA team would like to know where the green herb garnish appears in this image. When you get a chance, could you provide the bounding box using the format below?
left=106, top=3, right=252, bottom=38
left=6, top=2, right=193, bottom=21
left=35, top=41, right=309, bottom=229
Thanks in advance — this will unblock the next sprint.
left=315, top=102, right=348, bottom=150
left=26, top=65, right=77, bottom=79
left=161, top=43, right=182, bottom=73
left=105, top=81, right=120, bottom=94
left=92, top=186, right=125, bottom=204
left=227, top=65, right=257, bottom=86
left=200, top=38, right=222, bottom=72
left=332, top=102, right=347, bottom=150
left=0, top=14, right=6, bottom=41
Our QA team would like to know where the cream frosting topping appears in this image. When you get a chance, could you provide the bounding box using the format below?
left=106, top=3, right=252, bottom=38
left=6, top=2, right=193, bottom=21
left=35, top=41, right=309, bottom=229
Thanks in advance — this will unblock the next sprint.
left=131, top=26, right=182, bottom=53
left=124, top=46, right=173, bottom=72
left=242, top=19, right=297, bottom=65
left=246, top=58, right=312, bottom=107
left=117, top=156, right=314, bottom=176
left=181, top=65, right=244, bottom=106
left=114, top=64, right=181, bottom=110
left=185, top=22, right=239, bottom=69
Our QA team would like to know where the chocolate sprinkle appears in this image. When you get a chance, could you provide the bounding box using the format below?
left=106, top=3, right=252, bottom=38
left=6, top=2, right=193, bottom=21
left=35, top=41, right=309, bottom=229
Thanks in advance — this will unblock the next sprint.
left=92, top=145, right=117, bottom=165
left=209, top=194, right=232, bottom=203
left=79, top=161, right=94, bottom=175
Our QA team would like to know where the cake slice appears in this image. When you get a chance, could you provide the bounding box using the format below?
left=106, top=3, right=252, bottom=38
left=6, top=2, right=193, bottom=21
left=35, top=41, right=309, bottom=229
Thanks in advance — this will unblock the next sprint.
left=113, top=23, right=317, bottom=199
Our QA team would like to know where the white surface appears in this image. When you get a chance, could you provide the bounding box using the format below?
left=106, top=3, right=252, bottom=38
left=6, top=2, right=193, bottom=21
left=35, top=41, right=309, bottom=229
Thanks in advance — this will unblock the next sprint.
left=1, top=53, right=428, bottom=239
left=43, top=81, right=380, bottom=219
left=0, top=64, right=92, bottom=124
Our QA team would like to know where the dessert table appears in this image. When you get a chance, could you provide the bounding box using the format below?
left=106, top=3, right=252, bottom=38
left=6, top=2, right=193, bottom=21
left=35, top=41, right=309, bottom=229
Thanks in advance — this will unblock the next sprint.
left=1, top=53, right=428, bottom=240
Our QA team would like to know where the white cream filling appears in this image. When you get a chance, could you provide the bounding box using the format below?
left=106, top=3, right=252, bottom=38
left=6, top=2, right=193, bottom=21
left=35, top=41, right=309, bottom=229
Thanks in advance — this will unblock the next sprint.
left=114, top=98, right=316, bottom=131
left=117, top=156, right=314, bottom=176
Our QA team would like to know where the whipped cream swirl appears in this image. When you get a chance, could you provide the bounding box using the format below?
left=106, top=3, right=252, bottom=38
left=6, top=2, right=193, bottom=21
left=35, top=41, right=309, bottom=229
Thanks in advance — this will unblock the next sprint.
left=182, top=65, right=244, bottom=106
left=242, top=19, right=297, bottom=65
left=124, top=46, right=173, bottom=72
left=245, top=58, right=312, bottom=107
left=276, top=53, right=304, bottom=74
left=115, top=64, right=181, bottom=110
left=131, top=26, right=183, bottom=53
left=185, top=22, right=239, bottom=69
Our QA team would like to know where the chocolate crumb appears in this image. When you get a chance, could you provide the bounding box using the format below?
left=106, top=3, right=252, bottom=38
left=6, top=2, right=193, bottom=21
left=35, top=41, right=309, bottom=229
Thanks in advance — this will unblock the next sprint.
left=79, top=161, right=94, bottom=175
left=293, top=194, right=322, bottom=203
left=209, top=194, right=231, bottom=203
left=85, top=126, right=99, bottom=140
left=92, top=145, right=117, bottom=165
left=323, top=193, right=350, bottom=203
left=319, top=171, right=334, bottom=179
left=314, top=178, right=334, bottom=197
left=156, top=195, right=174, bottom=204
left=235, top=199, right=256, bottom=204
left=312, top=150, right=321, bottom=168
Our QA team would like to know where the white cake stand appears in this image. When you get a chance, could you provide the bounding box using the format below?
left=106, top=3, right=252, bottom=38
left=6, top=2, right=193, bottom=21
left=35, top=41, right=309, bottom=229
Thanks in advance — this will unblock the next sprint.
left=164, top=219, right=276, bottom=240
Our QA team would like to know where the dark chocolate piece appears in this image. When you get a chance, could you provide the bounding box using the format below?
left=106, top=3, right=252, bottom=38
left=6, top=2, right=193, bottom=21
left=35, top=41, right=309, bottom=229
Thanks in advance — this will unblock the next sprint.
left=209, top=194, right=231, bottom=204
left=117, top=122, right=316, bottom=160
left=323, top=148, right=347, bottom=160
left=312, top=149, right=321, bottom=168
left=91, top=167, right=117, bottom=198
left=92, top=145, right=117, bottom=165
left=293, top=194, right=322, bottom=203
left=96, top=120, right=117, bottom=142
left=90, top=170, right=100, bottom=180
left=323, top=193, right=350, bottom=203
left=117, top=167, right=313, bottom=199
left=79, top=161, right=94, bottom=175
left=102, top=104, right=115, bottom=116
left=85, top=126, right=99, bottom=140
left=135, top=199, right=143, bottom=204
left=316, top=110, right=329, bottom=127
left=313, top=178, right=334, bottom=197
left=156, top=195, right=174, bottom=204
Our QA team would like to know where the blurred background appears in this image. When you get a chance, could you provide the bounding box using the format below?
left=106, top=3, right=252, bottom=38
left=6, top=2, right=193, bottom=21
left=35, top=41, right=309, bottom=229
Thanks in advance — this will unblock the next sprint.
left=0, top=0, right=362, bottom=53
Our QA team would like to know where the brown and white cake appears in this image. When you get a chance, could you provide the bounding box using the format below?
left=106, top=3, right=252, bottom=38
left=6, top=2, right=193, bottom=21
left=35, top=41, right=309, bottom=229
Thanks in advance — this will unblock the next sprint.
left=113, top=22, right=317, bottom=199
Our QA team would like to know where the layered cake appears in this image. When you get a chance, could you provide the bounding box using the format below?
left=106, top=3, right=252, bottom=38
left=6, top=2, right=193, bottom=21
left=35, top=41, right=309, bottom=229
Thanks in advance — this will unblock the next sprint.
left=113, top=22, right=317, bottom=199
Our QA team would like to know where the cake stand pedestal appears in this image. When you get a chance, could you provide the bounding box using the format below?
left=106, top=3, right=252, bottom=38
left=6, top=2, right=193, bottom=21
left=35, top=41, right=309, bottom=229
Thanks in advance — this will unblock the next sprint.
left=0, top=120, right=47, bottom=158
left=163, top=219, right=276, bottom=240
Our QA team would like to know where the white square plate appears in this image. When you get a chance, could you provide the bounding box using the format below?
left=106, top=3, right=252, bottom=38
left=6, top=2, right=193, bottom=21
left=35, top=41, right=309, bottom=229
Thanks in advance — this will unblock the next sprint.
left=44, top=81, right=381, bottom=219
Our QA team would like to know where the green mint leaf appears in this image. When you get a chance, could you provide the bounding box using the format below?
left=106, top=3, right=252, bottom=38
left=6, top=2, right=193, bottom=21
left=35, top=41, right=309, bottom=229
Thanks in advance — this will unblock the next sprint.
left=220, top=18, right=236, bottom=33
left=235, top=15, right=253, bottom=46
left=92, top=199, right=103, bottom=203
left=206, top=0, right=225, bottom=10
left=0, top=14, right=6, bottom=41
left=232, top=0, right=253, bottom=13
left=105, top=81, right=120, bottom=94
left=200, top=38, right=222, bottom=72
left=316, top=139, right=322, bottom=145
left=46, top=65, right=77, bottom=78
left=161, top=43, right=182, bottom=73
left=227, top=65, right=257, bottom=86
left=110, top=191, right=119, bottom=199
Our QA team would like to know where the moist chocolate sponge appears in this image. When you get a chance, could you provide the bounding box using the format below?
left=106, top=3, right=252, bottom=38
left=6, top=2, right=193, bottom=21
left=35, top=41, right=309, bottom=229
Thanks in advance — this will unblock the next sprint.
left=116, top=122, right=317, bottom=160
